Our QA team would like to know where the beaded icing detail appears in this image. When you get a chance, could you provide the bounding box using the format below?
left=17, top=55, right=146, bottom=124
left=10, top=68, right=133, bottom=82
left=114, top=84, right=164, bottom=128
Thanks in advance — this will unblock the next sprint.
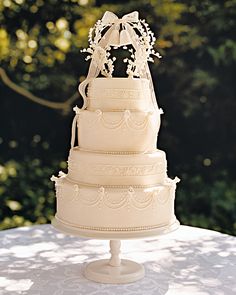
left=55, top=215, right=177, bottom=232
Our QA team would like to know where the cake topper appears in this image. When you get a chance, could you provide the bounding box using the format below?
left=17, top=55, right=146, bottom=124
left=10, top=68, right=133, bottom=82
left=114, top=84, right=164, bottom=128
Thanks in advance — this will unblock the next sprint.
left=81, top=11, right=162, bottom=78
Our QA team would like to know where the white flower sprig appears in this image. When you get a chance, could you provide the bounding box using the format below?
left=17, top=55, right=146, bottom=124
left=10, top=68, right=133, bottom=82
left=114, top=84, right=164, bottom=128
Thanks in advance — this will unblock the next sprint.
left=123, top=19, right=162, bottom=77
left=81, top=20, right=116, bottom=77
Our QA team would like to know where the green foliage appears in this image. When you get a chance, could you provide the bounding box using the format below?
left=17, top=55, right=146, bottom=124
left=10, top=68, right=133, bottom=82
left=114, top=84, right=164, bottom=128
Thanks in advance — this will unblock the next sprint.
left=177, top=173, right=236, bottom=235
left=0, top=157, right=60, bottom=229
left=0, top=0, right=194, bottom=97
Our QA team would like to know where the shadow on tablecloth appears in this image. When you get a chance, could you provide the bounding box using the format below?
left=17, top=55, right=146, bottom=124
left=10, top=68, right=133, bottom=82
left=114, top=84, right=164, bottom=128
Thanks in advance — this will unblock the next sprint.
left=0, top=224, right=235, bottom=294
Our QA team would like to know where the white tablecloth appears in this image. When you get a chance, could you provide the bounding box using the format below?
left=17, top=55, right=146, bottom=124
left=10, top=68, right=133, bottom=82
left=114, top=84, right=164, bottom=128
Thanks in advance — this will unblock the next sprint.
left=0, top=224, right=235, bottom=295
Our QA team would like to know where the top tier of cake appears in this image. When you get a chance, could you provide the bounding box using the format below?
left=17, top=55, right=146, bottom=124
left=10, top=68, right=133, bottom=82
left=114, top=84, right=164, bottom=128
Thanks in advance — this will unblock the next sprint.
left=86, top=77, right=152, bottom=112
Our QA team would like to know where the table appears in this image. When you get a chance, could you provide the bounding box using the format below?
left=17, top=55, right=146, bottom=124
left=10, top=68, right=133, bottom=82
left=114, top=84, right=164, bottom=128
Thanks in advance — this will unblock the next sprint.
left=0, top=225, right=235, bottom=295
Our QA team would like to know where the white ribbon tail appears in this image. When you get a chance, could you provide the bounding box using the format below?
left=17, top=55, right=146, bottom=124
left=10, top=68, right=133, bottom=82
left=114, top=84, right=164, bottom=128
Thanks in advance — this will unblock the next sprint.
left=145, top=62, right=159, bottom=110
left=70, top=114, right=79, bottom=148
left=78, top=79, right=91, bottom=109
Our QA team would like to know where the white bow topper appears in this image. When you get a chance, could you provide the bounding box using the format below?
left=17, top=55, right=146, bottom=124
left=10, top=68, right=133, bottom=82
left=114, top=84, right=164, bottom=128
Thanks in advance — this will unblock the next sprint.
left=101, top=11, right=139, bottom=46
left=101, top=11, right=139, bottom=24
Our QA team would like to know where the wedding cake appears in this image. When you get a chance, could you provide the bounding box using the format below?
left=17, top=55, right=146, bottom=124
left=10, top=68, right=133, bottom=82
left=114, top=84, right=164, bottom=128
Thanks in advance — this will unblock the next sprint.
left=51, top=11, right=180, bottom=239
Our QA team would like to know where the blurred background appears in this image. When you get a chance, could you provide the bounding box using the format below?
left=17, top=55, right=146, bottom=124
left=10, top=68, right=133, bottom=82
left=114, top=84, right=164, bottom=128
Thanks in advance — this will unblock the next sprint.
left=0, top=0, right=235, bottom=234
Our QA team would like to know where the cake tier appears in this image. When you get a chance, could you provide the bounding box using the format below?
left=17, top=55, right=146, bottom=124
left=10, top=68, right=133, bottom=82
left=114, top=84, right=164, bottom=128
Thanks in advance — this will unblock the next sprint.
left=87, top=78, right=152, bottom=111
left=68, top=148, right=167, bottom=186
left=51, top=174, right=179, bottom=239
left=77, top=109, right=161, bottom=152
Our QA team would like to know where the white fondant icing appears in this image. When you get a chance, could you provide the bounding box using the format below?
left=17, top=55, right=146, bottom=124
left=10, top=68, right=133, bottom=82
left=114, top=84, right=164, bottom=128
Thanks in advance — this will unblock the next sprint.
left=53, top=175, right=177, bottom=230
left=68, top=148, right=167, bottom=186
left=87, top=78, right=152, bottom=111
left=77, top=109, right=161, bottom=152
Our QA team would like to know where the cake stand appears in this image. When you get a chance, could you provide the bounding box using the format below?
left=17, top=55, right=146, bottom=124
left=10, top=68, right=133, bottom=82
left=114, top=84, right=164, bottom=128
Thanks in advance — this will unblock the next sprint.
left=52, top=216, right=180, bottom=284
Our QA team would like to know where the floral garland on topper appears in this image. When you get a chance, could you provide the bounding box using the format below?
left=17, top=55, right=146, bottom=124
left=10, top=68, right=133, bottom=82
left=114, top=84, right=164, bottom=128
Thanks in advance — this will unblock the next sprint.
left=81, top=11, right=162, bottom=78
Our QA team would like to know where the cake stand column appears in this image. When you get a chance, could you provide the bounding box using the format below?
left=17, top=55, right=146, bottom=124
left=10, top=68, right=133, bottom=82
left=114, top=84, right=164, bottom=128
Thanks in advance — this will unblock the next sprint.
left=84, top=239, right=145, bottom=284
left=109, top=240, right=121, bottom=266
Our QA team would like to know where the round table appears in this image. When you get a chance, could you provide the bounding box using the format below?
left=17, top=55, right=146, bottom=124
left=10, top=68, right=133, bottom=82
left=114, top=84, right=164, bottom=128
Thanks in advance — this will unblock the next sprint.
left=0, top=224, right=235, bottom=295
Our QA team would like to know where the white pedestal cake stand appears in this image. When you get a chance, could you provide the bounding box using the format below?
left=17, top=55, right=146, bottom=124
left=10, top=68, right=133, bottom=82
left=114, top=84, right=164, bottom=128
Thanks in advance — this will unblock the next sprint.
left=52, top=217, right=180, bottom=284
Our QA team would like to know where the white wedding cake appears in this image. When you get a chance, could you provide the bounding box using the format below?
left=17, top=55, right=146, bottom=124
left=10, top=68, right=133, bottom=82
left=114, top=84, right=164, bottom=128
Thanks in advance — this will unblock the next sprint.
left=51, top=11, right=180, bottom=239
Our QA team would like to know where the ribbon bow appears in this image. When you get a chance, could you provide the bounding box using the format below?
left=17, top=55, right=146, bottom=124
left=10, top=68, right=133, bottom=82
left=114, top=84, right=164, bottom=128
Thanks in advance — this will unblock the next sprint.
left=101, top=11, right=139, bottom=46
left=101, top=11, right=139, bottom=25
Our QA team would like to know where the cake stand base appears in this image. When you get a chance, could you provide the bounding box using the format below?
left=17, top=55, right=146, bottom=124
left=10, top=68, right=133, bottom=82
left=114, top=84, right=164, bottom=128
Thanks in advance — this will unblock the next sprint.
left=84, top=259, right=144, bottom=284
left=83, top=239, right=144, bottom=284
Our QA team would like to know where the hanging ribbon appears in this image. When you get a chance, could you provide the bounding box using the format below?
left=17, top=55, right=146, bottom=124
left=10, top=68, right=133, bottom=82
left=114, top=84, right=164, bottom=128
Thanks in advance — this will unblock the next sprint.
left=70, top=106, right=81, bottom=148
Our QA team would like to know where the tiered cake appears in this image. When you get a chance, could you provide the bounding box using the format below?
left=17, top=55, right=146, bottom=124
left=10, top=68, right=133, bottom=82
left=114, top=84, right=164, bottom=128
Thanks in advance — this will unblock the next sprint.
left=51, top=11, right=180, bottom=240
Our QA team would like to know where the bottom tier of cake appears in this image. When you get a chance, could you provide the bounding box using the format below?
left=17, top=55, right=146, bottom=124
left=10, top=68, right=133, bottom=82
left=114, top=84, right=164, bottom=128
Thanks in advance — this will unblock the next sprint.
left=51, top=174, right=180, bottom=239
